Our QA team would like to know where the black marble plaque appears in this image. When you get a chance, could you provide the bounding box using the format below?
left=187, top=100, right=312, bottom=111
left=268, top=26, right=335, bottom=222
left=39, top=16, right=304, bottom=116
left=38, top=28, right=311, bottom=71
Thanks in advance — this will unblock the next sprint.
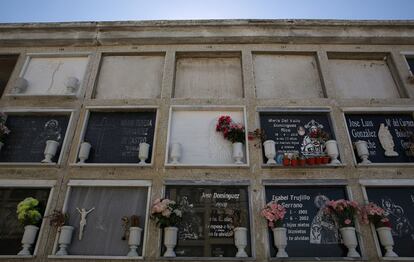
left=265, top=186, right=355, bottom=257
left=259, top=112, right=336, bottom=162
left=0, top=114, right=70, bottom=163
left=83, top=111, right=156, bottom=163
left=345, top=114, right=414, bottom=163
left=166, top=186, right=250, bottom=257
left=366, top=187, right=414, bottom=257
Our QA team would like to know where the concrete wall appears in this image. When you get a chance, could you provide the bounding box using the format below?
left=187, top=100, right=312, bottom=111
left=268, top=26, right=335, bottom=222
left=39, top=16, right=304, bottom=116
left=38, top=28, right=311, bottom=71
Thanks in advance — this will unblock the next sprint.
left=94, top=54, right=164, bottom=99
left=253, top=54, right=324, bottom=99
left=0, top=20, right=413, bottom=262
left=329, top=58, right=400, bottom=99
left=174, top=56, right=243, bottom=98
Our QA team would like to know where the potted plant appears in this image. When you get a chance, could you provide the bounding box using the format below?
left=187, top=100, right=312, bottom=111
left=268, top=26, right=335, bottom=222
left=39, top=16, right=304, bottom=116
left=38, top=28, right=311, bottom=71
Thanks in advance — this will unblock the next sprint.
left=290, top=153, right=298, bottom=167
left=150, top=198, right=183, bottom=257
left=127, top=215, right=143, bottom=257
left=298, top=154, right=306, bottom=166
left=261, top=201, right=288, bottom=257
left=48, top=210, right=74, bottom=256
left=321, top=155, right=330, bottom=164
left=0, top=112, right=10, bottom=151
left=306, top=156, right=315, bottom=166
left=282, top=154, right=290, bottom=166
left=216, top=115, right=246, bottom=164
left=324, top=199, right=361, bottom=257
left=361, top=203, right=398, bottom=257
left=232, top=209, right=248, bottom=257
left=16, top=197, right=42, bottom=256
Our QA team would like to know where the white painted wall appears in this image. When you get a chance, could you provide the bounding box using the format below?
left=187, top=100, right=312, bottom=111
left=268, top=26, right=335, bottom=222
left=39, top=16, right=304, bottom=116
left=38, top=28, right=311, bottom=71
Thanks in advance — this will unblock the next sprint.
left=329, top=59, right=400, bottom=99
left=174, top=57, right=243, bottom=98
left=253, top=54, right=323, bottom=99
left=168, top=110, right=245, bottom=165
left=21, top=56, right=88, bottom=95
left=95, top=55, right=164, bottom=99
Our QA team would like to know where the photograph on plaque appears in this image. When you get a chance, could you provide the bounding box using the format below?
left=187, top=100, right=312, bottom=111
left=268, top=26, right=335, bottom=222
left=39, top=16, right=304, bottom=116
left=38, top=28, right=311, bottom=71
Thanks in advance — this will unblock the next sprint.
left=366, top=187, right=414, bottom=257
left=82, top=111, right=156, bottom=164
left=0, top=114, right=70, bottom=163
left=345, top=113, right=414, bottom=164
left=165, top=185, right=251, bottom=257
left=259, top=112, right=338, bottom=166
left=265, top=186, right=357, bottom=257
left=0, top=188, right=50, bottom=255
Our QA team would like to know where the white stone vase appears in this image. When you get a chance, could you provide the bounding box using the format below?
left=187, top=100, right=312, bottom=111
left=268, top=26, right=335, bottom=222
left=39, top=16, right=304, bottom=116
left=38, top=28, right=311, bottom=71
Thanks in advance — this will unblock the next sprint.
left=234, top=227, right=248, bottom=257
left=41, top=140, right=59, bottom=163
left=78, top=142, right=91, bottom=163
left=163, top=226, right=178, bottom=257
left=339, top=227, right=360, bottom=257
left=170, top=142, right=181, bottom=164
left=56, top=226, right=74, bottom=256
left=65, top=76, right=80, bottom=94
left=272, top=227, right=288, bottom=257
left=127, top=226, right=143, bottom=257
left=355, top=140, right=371, bottom=164
left=263, top=140, right=276, bottom=164
left=325, top=140, right=341, bottom=165
left=14, top=77, right=28, bottom=94
left=138, top=142, right=150, bottom=164
left=17, top=225, right=39, bottom=256
left=376, top=227, right=398, bottom=257
left=232, top=142, right=244, bottom=164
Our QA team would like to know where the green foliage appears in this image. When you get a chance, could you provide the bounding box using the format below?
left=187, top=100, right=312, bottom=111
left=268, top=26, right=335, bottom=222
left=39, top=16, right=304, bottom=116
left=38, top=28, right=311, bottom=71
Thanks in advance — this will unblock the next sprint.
left=16, top=197, right=42, bottom=226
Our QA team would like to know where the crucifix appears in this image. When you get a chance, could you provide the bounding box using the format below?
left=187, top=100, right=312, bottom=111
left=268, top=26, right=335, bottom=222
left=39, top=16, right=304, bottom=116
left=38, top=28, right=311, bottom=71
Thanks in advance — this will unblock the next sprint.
left=76, top=207, right=95, bottom=240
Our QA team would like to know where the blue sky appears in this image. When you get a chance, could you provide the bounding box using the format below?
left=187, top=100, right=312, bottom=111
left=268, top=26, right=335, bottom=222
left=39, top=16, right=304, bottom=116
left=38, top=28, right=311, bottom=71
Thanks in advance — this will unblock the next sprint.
left=0, top=0, right=413, bottom=23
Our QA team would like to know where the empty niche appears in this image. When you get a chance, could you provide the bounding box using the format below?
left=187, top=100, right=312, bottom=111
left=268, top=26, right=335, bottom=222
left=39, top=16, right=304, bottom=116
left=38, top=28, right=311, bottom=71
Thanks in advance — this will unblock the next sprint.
left=174, top=54, right=243, bottom=98
left=94, top=54, right=164, bottom=99
left=253, top=54, right=324, bottom=99
left=167, top=108, right=247, bottom=165
left=328, top=53, right=400, bottom=99
left=16, top=56, right=89, bottom=95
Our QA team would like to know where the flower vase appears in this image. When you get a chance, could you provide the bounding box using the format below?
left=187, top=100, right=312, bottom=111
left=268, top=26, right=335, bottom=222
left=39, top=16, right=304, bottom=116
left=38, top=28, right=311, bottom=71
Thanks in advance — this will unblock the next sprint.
left=138, top=142, right=150, bottom=164
left=376, top=227, right=398, bottom=257
left=272, top=227, right=288, bottom=257
left=232, top=142, right=244, bottom=164
left=127, top=227, right=143, bottom=257
left=78, top=142, right=91, bottom=163
left=355, top=140, right=371, bottom=164
left=234, top=227, right=248, bottom=257
left=41, top=140, right=59, bottom=163
left=263, top=140, right=276, bottom=164
left=163, top=227, right=178, bottom=257
left=17, top=225, right=39, bottom=256
left=339, top=227, right=360, bottom=257
left=170, top=143, right=181, bottom=164
left=325, top=140, right=341, bottom=165
left=56, top=226, right=74, bottom=256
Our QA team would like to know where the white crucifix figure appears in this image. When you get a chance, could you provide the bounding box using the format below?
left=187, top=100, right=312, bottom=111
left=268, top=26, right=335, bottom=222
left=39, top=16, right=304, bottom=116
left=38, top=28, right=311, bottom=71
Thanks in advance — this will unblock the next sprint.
left=76, top=207, right=95, bottom=240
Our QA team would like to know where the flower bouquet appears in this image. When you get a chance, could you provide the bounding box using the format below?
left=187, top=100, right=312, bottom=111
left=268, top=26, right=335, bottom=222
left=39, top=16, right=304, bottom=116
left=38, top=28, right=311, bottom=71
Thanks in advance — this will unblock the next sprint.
left=261, top=201, right=288, bottom=257
left=324, top=199, right=361, bottom=257
left=150, top=198, right=183, bottom=257
left=216, top=115, right=246, bottom=164
left=361, top=202, right=397, bottom=257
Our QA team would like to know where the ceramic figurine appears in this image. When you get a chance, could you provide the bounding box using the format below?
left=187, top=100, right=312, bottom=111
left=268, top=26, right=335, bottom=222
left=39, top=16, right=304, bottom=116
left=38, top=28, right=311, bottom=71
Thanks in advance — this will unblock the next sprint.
left=76, top=207, right=95, bottom=240
left=378, top=123, right=398, bottom=157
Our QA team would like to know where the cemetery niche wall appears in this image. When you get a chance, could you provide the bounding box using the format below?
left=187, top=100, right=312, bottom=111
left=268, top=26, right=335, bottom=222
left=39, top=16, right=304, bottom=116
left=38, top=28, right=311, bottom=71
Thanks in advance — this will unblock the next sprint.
left=0, top=114, right=70, bottom=163
left=265, top=185, right=359, bottom=258
left=345, top=113, right=414, bottom=164
left=165, top=185, right=251, bottom=257
left=80, top=111, right=156, bottom=164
